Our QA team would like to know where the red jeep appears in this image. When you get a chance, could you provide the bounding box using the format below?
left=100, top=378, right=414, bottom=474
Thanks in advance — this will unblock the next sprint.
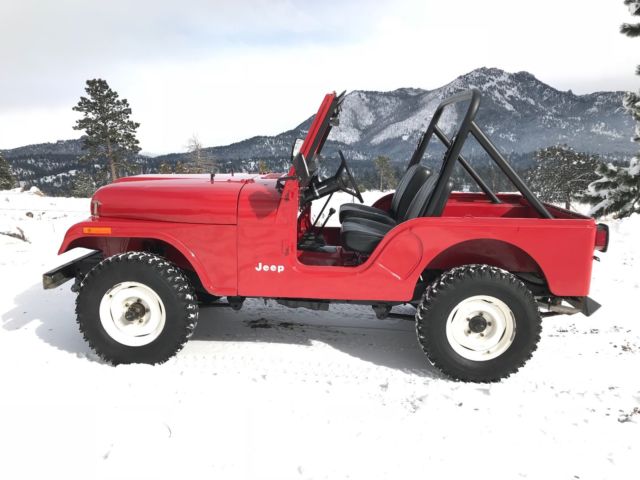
left=44, top=89, right=608, bottom=382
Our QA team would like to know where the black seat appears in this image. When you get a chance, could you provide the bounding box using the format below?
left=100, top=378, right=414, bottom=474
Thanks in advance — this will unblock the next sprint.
left=338, top=164, right=430, bottom=225
left=341, top=176, right=440, bottom=254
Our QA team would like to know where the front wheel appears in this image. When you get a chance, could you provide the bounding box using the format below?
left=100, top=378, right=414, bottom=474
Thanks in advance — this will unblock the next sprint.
left=76, top=252, right=199, bottom=365
left=416, top=265, right=541, bottom=382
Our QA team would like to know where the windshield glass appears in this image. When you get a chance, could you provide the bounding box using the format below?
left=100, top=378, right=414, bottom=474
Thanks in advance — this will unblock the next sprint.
left=291, top=138, right=304, bottom=160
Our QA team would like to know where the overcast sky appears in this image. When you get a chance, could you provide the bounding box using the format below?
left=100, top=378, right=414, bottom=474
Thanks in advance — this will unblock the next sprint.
left=1, top=0, right=638, bottom=153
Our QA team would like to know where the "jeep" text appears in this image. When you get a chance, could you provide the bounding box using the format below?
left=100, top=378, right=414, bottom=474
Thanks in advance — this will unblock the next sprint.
left=255, top=262, right=285, bottom=273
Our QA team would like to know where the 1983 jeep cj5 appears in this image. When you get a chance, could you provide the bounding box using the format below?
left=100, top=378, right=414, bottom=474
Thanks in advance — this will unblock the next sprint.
left=44, top=89, right=608, bottom=382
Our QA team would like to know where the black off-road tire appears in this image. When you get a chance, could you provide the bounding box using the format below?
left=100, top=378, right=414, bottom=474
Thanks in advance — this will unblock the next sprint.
left=416, top=264, right=541, bottom=382
left=76, top=252, right=198, bottom=365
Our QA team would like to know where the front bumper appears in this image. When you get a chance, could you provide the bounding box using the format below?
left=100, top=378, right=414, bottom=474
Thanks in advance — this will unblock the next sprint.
left=42, top=250, right=102, bottom=290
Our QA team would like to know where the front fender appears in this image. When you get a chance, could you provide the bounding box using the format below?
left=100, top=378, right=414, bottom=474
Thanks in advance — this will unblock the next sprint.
left=58, top=218, right=238, bottom=296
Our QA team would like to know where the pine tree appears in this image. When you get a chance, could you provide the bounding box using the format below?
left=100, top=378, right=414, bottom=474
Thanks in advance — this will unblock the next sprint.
left=0, top=153, right=17, bottom=190
left=70, top=171, right=96, bottom=197
left=621, top=1, right=640, bottom=44
left=185, top=134, right=216, bottom=173
left=585, top=1, right=640, bottom=218
left=622, top=0, right=640, bottom=140
left=72, top=79, right=141, bottom=181
left=159, top=163, right=173, bottom=174
left=373, top=156, right=397, bottom=190
left=174, top=162, right=188, bottom=174
left=527, top=145, right=601, bottom=209
left=583, top=161, right=639, bottom=217
left=258, top=160, right=269, bottom=174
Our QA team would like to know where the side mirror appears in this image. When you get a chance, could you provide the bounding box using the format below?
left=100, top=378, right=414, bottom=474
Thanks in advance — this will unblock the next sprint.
left=291, top=138, right=304, bottom=162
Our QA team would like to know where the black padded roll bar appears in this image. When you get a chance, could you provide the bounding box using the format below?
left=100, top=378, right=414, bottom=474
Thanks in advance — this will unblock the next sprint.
left=469, top=122, right=553, bottom=219
left=409, top=89, right=481, bottom=168
left=421, top=89, right=482, bottom=216
left=408, top=88, right=553, bottom=219
left=433, top=126, right=500, bottom=204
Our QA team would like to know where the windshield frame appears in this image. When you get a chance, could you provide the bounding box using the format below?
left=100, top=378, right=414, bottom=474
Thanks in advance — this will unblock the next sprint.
left=288, top=91, right=345, bottom=180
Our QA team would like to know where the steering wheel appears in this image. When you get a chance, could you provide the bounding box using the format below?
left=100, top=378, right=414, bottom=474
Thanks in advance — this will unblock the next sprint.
left=337, top=150, right=364, bottom=203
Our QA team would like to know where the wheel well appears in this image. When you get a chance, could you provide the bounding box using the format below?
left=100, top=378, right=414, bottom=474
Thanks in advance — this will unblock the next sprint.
left=66, top=236, right=197, bottom=276
left=421, top=239, right=549, bottom=293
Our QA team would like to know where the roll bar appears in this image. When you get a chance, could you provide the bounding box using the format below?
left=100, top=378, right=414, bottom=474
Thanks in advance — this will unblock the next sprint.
left=408, top=88, right=553, bottom=219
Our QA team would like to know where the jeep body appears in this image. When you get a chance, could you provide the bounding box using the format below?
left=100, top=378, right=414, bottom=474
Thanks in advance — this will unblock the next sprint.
left=44, top=89, right=608, bottom=381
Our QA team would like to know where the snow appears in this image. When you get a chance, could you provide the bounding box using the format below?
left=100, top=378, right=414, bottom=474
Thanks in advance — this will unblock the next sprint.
left=310, top=190, right=391, bottom=226
left=1, top=189, right=639, bottom=480
left=327, top=91, right=378, bottom=144
left=370, top=94, right=458, bottom=146
left=591, top=121, right=625, bottom=139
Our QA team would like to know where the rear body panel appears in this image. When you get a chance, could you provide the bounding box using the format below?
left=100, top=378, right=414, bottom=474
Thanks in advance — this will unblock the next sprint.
left=235, top=185, right=596, bottom=300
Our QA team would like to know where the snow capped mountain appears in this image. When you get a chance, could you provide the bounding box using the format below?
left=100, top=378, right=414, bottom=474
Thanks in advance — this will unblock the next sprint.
left=194, top=67, right=634, bottom=167
left=2, top=67, right=636, bottom=195
left=326, top=67, right=633, bottom=158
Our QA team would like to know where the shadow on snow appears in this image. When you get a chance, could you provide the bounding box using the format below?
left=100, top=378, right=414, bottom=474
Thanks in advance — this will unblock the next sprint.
left=1, top=283, right=440, bottom=378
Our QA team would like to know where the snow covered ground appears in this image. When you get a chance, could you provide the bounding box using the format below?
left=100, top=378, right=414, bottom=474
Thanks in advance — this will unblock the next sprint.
left=0, top=188, right=639, bottom=480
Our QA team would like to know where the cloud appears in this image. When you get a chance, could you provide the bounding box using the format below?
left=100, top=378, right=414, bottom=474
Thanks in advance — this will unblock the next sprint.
left=0, top=0, right=638, bottom=151
left=0, top=0, right=380, bottom=109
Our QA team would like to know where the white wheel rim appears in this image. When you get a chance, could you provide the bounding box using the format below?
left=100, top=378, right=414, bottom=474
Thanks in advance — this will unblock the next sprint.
left=99, top=281, right=166, bottom=347
left=445, top=295, right=516, bottom=361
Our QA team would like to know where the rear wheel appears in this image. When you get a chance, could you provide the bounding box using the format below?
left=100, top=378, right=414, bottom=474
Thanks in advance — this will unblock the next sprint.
left=76, top=252, right=198, bottom=365
left=416, top=264, right=541, bottom=382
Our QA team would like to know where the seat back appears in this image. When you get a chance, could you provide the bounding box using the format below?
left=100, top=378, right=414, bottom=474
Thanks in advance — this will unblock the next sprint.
left=402, top=176, right=438, bottom=221
left=390, top=165, right=430, bottom=220
left=402, top=178, right=453, bottom=221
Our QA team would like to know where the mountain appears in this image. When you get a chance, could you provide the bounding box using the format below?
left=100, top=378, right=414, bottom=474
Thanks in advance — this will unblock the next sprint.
left=2, top=67, right=636, bottom=195
left=1, top=139, right=162, bottom=196
left=1, top=140, right=86, bottom=195
left=153, top=67, right=635, bottom=172
left=329, top=68, right=634, bottom=158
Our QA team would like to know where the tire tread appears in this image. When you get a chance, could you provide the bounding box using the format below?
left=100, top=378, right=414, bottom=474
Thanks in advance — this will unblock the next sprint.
left=76, top=251, right=198, bottom=365
left=415, top=264, right=542, bottom=382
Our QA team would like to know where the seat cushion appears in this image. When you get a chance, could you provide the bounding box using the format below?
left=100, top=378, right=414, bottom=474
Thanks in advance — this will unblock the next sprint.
left=338, top=203, right=396, bottom=225
left=340, top=217, right=396, bottom=254
left=340, top=174, right=446, bottom=255
left=339, top=165, right=430, bottom=225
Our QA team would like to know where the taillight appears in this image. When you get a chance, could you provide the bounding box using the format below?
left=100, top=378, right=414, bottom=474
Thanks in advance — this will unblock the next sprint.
left=595, top=223, right=609, bottom=252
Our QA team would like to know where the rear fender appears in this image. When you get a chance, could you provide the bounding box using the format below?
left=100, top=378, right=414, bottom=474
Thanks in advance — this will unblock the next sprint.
left=425, top=239, right=544, bottom=275
left=367, top=217, right=593, bottom=298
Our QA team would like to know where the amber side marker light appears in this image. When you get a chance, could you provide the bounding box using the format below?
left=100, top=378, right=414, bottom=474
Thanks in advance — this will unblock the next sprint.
left=83, top=227, right=112, bottom=235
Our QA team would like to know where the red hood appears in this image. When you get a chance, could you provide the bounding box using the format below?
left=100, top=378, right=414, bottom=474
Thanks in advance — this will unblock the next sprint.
left=93, top=173, right=262, bottom=224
